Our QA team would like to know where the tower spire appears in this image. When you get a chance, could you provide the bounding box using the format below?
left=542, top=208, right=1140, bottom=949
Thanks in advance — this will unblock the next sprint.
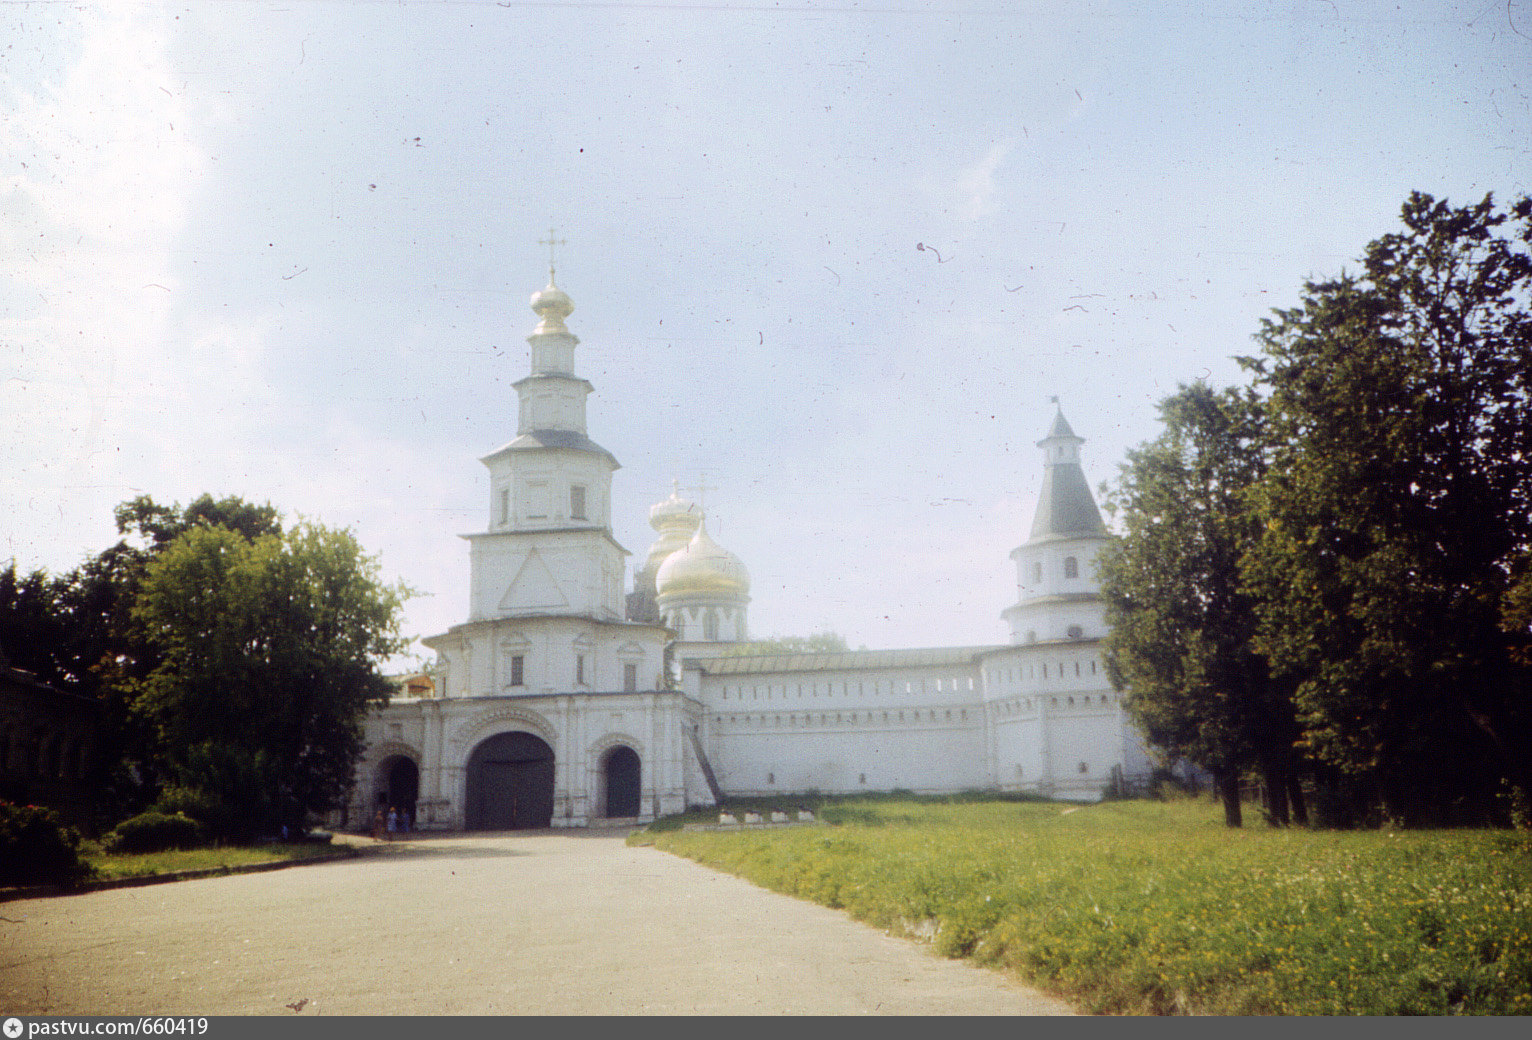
left=1029, top=401, right=1105, bottom=541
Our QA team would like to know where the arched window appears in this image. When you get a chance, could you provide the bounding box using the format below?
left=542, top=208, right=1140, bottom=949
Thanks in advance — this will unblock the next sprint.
left=1067, top=625, right=1083, bottom=640
left=1064, top=556, right=1079, bottom=579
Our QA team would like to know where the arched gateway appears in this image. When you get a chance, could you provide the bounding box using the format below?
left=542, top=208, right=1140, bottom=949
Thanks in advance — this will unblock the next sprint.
left=378, top=755, right=419, bottom=821
left=465, top=732, right=555, bottom=830
left=601, top=745, right=641, bottom=818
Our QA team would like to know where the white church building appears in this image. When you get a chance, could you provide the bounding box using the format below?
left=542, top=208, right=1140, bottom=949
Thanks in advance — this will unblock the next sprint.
left=345, top=270, right=1151, bottom=830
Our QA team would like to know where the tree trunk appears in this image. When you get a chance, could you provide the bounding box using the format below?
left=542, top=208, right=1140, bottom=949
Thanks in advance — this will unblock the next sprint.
left=1287, top=772, right=1309, bottom=827
left=1262, top=760, right=1291, bottom=826
left=1218, top=771, right=1243, bottom=828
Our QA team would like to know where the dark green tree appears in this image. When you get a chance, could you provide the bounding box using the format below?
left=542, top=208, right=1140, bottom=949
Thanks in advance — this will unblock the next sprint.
left=124, top=520, right=408, bottom=838
left=1099, top=383, right=1304, bottom=827
left=1243, top=192, right=1532, bottom=825
left=4, top=494, right=324, bottom=826
left=722, top=631, right=854, bottom=656
left=0, top=563, right=71, bottom=683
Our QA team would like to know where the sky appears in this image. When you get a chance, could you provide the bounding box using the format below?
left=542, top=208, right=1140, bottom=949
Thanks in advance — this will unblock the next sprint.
left=4, top=0, right=1529, bottom=665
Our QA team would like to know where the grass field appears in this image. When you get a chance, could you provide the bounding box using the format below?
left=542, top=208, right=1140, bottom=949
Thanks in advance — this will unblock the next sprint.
left=635, top=795, right=1532, bottom=1015
left=81, top=840, right=354, bottom=882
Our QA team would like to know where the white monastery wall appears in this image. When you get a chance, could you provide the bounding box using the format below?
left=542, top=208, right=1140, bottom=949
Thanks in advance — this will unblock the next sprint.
left=688, top=653, right=996, bottom=797
left=707, top=716, right=987, bottom=795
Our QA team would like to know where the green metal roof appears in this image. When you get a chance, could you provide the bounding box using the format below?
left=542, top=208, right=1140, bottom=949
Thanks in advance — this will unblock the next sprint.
left=692, top=645, right=1005, bottom=675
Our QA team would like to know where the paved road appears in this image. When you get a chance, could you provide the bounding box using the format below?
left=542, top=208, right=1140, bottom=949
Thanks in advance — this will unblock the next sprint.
left=1, top=831, right=1075, bottom=1016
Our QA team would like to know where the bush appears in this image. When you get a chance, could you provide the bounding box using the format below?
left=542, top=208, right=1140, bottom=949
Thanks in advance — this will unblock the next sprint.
left=152, top=783, right=237, bottom=838
left=0, top=801, right=94, bottom=887
left=104, top=810, right=208, bottom=853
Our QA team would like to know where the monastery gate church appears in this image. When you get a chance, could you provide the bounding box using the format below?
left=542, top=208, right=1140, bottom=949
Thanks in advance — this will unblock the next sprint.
left=346, top=270, right=1151, bottom=830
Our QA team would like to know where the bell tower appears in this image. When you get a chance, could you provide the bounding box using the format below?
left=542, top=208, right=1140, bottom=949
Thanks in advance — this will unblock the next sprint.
left=465, top=251, right=629, bottom=622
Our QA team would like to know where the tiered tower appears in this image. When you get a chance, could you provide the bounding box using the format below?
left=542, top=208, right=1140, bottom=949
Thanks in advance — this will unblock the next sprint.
left=466, top=272, right=628, bottom=624
left=421, top=266, right=669, bottom=705
left=1002, top=406, right=1111, bottom=644
left=402, top=262, right=678, bottom=829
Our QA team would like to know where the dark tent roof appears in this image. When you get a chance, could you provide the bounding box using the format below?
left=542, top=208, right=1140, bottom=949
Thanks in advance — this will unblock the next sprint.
left=480, top=429, right=620, bottom=469
left=1029, top=460, right=1107, bottom=540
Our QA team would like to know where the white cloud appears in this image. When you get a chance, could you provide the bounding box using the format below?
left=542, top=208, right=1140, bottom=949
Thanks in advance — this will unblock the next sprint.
left=1, top=6, right=206, bottom=569
left=956, top=141, right=1013, bottom=222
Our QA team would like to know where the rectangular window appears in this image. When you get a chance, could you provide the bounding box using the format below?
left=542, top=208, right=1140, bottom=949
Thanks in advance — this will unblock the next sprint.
left=623, top=662, right=638, bottom=692
left=510, top=654, right=525, bottom=687
left=498, top=487, right=510, bottom=525
left=527, top=481, right=550, bottom=519
left=576, top=654, right=586, bottom=686
left=570, top=484, right=587, bottom=521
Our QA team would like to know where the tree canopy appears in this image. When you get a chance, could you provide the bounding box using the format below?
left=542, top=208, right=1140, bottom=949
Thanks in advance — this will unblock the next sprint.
left=721, top=632, right=855, bottom=656
left=1099, top=383, right=1302, bottom=826
left=1241, top=192, right=1532, bottom=825
left=3, top=494, right=407, bottom=838
left=125, top=519, right=408, bottom=837
left=1107, top=191, right=1532, bottom=827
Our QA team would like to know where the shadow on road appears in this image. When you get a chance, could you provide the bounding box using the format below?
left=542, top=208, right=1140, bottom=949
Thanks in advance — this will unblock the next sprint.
left=338, top=827, right=638, bottom=862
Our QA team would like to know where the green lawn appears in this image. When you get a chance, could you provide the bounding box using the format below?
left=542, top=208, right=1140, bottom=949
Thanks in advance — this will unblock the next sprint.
left=82, top=840, right=354, bottom=882
left=635, top=796, right=1532, bottom=1015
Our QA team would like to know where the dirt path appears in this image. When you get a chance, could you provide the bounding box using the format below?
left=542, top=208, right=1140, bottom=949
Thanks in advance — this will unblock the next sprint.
left=1, top=831, right=1075, bottom=1016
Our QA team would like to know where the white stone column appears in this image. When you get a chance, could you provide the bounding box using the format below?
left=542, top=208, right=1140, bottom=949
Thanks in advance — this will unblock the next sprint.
left=441, top=764, right=466, bottom=829
left=572, top=695, right=588, bottom=825
left=421, top=701, right=446, bottom=827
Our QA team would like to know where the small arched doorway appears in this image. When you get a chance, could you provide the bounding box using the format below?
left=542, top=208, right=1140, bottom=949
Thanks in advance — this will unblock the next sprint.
left=465, top=731, right=555, bottom=830
left=380, top=755, right=419, bottom=823
left=602, top=745, right=642, bottom=818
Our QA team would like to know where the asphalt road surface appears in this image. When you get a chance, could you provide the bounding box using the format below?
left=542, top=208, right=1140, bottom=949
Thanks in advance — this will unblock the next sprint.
left=1, top=831, right=1076, bottom=1016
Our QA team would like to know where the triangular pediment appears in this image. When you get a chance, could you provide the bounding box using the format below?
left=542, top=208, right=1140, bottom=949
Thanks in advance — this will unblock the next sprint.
left=498, top=549, right=569, bottom=611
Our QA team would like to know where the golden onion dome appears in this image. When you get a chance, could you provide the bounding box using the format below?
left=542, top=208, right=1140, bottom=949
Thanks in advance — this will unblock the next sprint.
left=655, top=519, right=751, bottom=600
left=639, top=483, right=702, bottom=579
left=649, top=482, right=701, bottom=533
left=529, top=279, right=574, bottom=333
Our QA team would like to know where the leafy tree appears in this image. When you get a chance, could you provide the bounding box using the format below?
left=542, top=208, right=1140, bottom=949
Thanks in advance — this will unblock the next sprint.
left=4, top=493, right=391, bottom=835
left=113, top=493, right=281, bottom=552
left=0, top=563, right=71, bottom=684
left=722, top=632, right=854, bottom=656
left=1099, top=383, right=1304, bottom=827
left=3, top=495, right=282, bottom=695
left=124, top=520, right=407, bottom=838
left=1242, top=192, right=1532, bottom=825
left=1505, top=556, right=1532, bottom=668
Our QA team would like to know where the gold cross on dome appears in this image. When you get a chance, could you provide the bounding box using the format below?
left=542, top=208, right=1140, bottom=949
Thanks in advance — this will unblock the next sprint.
left=689, top=474, right=719, bottom=514
left=539, top=228, right=567, bottom=281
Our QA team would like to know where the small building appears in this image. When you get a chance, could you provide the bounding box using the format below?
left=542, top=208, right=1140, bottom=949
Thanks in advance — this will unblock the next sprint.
left=0, top=646, right=100, bottom=828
